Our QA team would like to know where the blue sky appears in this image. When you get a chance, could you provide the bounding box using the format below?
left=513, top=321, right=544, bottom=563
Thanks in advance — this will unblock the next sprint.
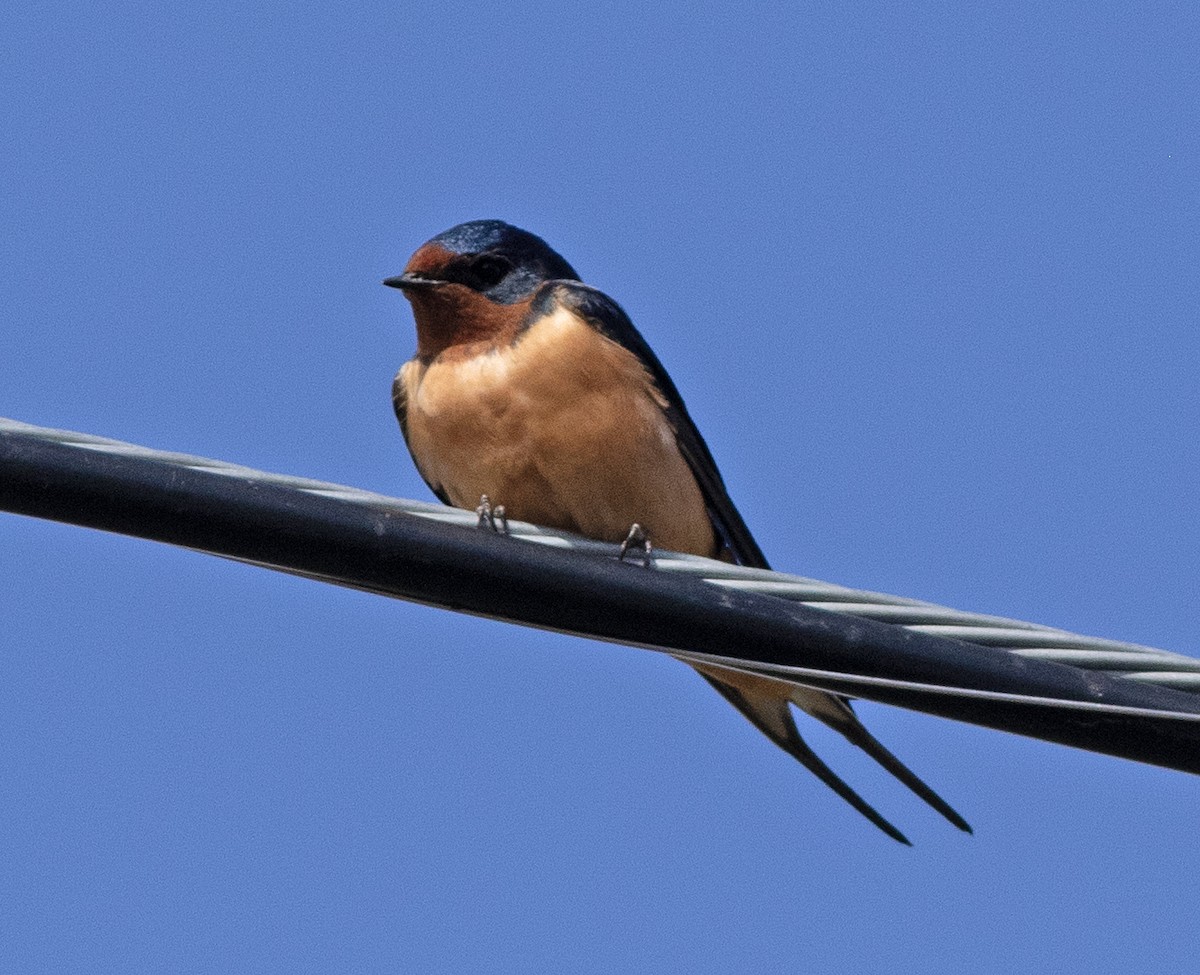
left=3, top=2, right=1199, bottom=971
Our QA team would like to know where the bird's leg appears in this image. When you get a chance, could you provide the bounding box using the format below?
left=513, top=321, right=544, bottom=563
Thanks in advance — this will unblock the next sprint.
left=475, top=494, right=509, bottom=535
left=618, top=523, right=653, bottom=567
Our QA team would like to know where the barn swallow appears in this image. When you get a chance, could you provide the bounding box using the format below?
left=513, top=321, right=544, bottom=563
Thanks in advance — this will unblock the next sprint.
left=384, top=220, right=970, bottom=843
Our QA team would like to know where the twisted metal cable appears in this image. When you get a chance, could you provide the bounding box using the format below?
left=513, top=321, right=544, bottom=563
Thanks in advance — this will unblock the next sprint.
left=4, top=417, right=1197, bottom=692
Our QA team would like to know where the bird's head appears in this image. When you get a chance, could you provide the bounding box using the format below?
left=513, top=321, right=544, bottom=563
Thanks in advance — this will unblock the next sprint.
left=384, top=220, right=579, bottom=358
left=386, top=220, right=578, bottom=304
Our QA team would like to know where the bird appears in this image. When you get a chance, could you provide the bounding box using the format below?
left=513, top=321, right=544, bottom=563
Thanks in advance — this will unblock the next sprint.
left=383, top=219, right=970, bottom=843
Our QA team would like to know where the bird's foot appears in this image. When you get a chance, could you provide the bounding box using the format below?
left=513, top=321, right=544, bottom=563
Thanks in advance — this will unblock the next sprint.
left=475, top=495, right=509, bottom=535
left=618, top=523, right=653, bottom=568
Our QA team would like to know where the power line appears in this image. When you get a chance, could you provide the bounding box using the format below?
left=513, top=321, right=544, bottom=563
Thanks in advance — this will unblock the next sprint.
left=2, top=416, right=1199, bottom=775
left=9, top=417, right=1194, bottom=689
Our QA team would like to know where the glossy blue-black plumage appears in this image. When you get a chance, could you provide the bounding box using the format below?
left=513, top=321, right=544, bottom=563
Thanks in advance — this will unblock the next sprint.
left=423, top=220, right=580, bottom=305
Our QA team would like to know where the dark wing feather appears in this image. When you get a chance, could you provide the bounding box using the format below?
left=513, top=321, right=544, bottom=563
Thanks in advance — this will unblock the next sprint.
left=544, top=281, right=970, bottom=839
left=544, top=281, right=768, bottom=568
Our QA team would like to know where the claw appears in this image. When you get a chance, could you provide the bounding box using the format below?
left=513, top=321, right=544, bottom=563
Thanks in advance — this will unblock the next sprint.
left=475, top=494, right=508, bottom=534
left=618, top=523, right=653, bottom=567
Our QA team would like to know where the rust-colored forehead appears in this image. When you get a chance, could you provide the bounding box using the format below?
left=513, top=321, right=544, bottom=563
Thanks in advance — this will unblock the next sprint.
left=404, top=242, right=457, bottom=275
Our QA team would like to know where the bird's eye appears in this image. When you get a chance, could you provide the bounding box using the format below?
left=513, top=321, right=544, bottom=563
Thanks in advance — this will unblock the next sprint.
left=469, top=255, right=512, bottom=290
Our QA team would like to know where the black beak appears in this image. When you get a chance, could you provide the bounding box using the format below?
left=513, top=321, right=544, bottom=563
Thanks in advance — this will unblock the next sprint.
left=382, top=273, right=441, bottom=291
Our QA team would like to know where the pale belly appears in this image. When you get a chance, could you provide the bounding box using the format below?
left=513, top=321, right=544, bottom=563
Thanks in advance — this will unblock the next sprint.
left=397, top=309, right=718, bottom=556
